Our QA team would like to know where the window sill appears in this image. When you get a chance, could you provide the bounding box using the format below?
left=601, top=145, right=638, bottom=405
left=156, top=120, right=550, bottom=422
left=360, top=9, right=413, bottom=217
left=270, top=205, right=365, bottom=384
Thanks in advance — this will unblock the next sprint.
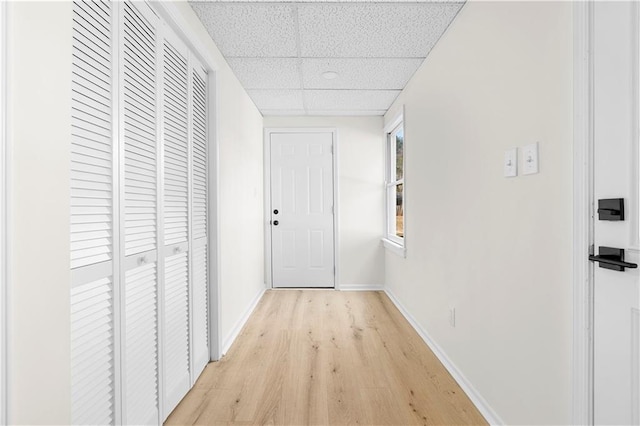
left=382, top=238, right=406, bottom=258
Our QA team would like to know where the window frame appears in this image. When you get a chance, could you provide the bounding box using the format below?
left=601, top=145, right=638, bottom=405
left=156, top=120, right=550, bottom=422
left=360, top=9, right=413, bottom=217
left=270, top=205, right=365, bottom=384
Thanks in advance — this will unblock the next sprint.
left=383, top=112, right=406, bottom=255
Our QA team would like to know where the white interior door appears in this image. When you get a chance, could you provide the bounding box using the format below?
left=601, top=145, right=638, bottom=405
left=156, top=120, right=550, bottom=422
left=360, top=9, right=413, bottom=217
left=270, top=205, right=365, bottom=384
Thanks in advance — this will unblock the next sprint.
left=70, top=1, right=117, bottom=423
left=119, top=2, right=160, bottom=424
left=190, top=63, right=210, bottom=380
left=161, top=29, right=192, bottom=416
left=593, top=3, right=640, bottom=424
left=270, top=132, right=335, bottom=288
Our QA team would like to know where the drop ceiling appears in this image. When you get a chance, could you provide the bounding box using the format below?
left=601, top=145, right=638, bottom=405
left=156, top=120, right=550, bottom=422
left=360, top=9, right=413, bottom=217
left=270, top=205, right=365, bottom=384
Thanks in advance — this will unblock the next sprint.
left=189, top=1, right=465, bottom=116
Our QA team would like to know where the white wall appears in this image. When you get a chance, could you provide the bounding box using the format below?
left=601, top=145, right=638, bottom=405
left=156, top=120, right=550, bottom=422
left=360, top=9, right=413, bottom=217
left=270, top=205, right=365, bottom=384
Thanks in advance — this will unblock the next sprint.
left=264, top=116, right=385, bottom=287
left=7, top=2, right=73, bottom=423
left=383, top=2, right=573, bottom=424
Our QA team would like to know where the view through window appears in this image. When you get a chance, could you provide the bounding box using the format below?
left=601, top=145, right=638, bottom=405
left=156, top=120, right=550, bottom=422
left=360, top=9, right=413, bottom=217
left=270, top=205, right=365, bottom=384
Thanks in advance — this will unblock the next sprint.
left=386, top=121, right=404, bottom=242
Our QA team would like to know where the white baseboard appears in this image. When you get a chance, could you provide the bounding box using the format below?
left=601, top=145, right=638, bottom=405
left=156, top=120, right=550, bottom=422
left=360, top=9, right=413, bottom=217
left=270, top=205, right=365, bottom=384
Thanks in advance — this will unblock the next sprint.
left=221, top=287, right=265, bottom=356
left=339, top=283, right=384, bottom=291
left=384, top=288, right=504, bottom=426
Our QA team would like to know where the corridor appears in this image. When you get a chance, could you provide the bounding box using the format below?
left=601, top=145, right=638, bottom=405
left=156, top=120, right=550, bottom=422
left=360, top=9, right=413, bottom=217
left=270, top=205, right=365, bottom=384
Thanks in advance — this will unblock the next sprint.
left=166, top=291, right=486, bottom=425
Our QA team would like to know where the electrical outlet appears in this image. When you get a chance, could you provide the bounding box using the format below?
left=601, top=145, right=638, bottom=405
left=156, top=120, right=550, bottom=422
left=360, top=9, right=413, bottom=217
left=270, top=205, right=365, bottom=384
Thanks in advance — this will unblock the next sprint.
left=449, top=307, right=456, bottom=327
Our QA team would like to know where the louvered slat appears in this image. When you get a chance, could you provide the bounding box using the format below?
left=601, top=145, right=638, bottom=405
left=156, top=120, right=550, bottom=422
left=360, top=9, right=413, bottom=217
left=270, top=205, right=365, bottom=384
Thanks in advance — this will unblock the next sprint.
left=163, top=40, right=189, bottom=246
left=71, top=276, right=115, bottom=426
left=163, top=251, right=190, bottom=412
left=71, top=0, right=113, bottom=270
left=123, top=1, right=157, bottom=257
left=124, top=262, right=159, bottom=425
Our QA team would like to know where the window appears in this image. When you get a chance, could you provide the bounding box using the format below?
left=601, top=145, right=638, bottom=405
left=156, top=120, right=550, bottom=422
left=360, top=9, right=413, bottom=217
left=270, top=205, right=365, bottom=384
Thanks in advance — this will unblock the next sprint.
left=385, top=116, right=404, bottom=250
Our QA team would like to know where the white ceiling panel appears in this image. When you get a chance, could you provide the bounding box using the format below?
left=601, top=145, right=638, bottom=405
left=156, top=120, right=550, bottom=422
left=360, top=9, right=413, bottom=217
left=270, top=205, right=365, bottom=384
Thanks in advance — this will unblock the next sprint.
left=304, top=89, right=401, bottom=111
left=247, top=89, right=304, bottom=110
left=297, top=3, right=463, bottom=58
left=227, top=58, right=301, bottom=89
left=189, top=3, right=298, bottom=57
left=301, top=58, right=424, bottom=90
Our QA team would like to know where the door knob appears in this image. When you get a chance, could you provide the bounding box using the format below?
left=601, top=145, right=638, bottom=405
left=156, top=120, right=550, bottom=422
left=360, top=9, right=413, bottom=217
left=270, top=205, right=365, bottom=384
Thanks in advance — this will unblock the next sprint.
left=274, top=209, right=279, bottom=215
left=273, top=220, right=279, bottom=226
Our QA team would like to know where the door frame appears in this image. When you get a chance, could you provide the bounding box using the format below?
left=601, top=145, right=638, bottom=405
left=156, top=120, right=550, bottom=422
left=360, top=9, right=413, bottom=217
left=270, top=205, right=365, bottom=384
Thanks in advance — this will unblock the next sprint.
left=572, top=2, right=595, bottom=422
left=263, top=128, right=339, bottom=290
left=0, top=1, right=7, bottom=422
left=572, top=2, right=640, bottom=423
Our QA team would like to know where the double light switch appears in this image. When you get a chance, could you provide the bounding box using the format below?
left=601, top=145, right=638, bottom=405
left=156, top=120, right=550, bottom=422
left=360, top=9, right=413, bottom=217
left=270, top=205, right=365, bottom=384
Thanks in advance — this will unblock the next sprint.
left=504, top=142, right=539, bottom=177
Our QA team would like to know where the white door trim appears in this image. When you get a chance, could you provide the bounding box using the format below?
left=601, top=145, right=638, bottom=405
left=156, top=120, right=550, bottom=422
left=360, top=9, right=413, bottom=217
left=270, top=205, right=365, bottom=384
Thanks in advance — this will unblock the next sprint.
left=150, top=2, right=222, bottom=361
left=0, top=1, right=7, bottom=422
left=263, top=128, right=339, bottom=290
left=573, top=1, right=595, bottom=424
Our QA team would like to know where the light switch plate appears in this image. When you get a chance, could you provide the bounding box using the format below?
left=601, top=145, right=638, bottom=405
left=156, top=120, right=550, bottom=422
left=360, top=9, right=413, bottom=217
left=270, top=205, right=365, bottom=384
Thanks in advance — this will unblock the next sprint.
left=504, top=148, right=517, bottom=177
left=522, top=142, right=539, bottom=175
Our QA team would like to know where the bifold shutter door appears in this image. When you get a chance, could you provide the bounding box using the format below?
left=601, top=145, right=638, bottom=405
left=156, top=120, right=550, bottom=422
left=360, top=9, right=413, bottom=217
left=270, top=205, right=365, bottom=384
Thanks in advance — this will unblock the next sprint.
left=162, top=32, right=192, bottom=415
left=190, top=63, right=209, bottom=377
left=120, top=2, right=160, bottom=424
left=72, top=3, right=211, bottom=423
left=70, top=1, right=116, bottom=424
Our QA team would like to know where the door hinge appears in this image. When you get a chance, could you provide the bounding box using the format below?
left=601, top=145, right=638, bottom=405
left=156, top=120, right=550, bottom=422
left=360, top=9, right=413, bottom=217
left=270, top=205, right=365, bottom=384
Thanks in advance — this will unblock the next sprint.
left=330, top=145, right=334, bottom=155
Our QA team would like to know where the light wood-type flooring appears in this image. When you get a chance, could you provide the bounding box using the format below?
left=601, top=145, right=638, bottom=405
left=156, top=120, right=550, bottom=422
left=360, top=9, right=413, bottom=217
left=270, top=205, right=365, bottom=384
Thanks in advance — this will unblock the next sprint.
left=166, top=290, right=487, bottom=425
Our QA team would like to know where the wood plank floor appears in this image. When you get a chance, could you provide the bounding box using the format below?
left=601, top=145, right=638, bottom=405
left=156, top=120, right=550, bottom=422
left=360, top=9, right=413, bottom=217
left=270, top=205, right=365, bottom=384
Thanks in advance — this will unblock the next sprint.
left=166, top=290, right=487, bottom=425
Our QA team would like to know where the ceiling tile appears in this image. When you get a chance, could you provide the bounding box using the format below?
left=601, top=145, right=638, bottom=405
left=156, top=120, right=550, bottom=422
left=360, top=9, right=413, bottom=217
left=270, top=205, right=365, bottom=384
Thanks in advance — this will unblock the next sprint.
left=304, top=90, right=401, bottom=111
left=227, top=58, right=301, bottom=89
left=302, top=58, right=424, bottom=90
left=247, top=89, right=304, bottom=110
left=189, top=3, right=298, bottom=57
left=297, top=3, right=464, bottom=58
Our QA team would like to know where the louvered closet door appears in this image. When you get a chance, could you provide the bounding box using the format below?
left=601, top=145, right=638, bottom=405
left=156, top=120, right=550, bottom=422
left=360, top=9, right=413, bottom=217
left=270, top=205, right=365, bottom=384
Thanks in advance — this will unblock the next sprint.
left=70, top=1, right=117, bottom=424
left=190, top=63, right=209, bottom=378
left=119, top=2, right=160, bottom=425
left=162, top=30, right=191, bottom=415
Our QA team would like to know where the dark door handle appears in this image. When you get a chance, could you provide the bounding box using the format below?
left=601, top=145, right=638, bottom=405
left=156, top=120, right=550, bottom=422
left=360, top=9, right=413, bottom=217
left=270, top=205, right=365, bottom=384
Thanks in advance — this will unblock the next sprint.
left=589, top=246, right=637, bottom=271
left=273, top=220, right=279, bottom=226
left=588, top=255, right=637, bottom=269
left=274, top=209, right=279, bottom=215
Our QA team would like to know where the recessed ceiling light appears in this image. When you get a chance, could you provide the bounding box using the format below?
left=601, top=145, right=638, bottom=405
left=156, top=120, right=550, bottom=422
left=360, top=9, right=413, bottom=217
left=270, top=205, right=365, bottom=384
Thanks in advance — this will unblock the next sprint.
left=322, top=71, right=339, bottom=80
